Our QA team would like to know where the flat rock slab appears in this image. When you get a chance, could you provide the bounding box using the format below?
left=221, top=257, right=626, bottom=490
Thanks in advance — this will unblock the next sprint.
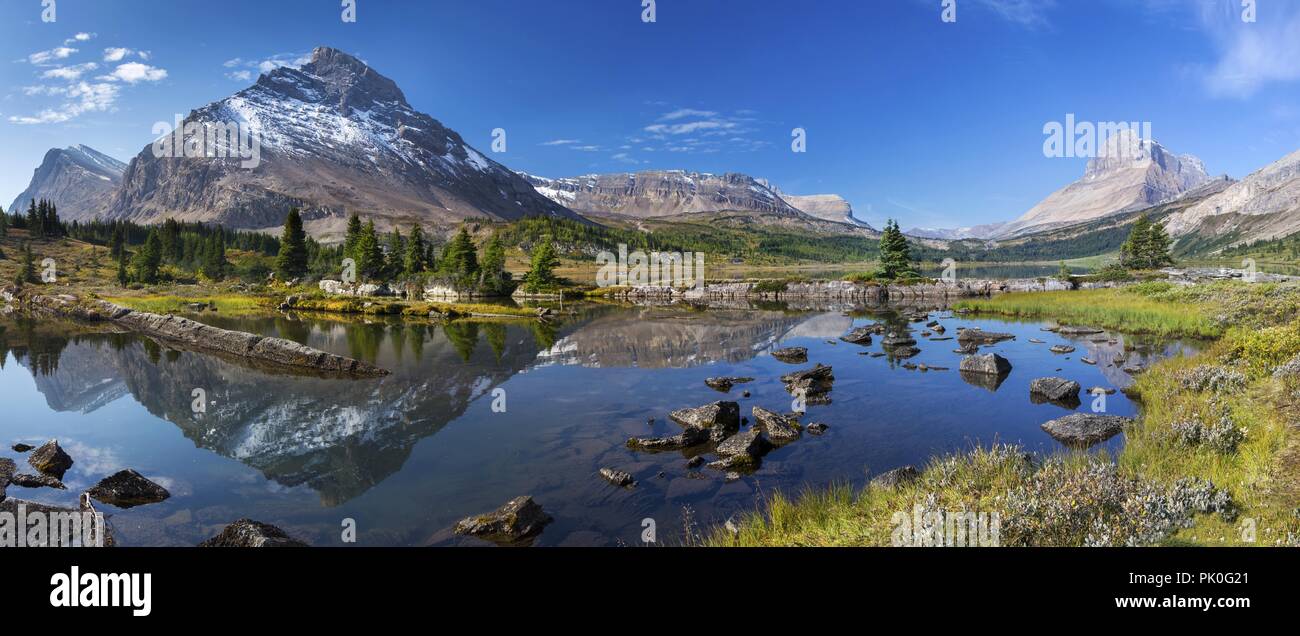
left=1057, top=326, right=1105, bottom=335
left=1050, top=345, right=1076, bottom=354
left=840, top=326, right=875, bottom=345
left=453, top=496, right=552, bottom=545
left=28, top=440, right=73, bottom=480
left=199, top=518, right=308, bottom=547
left=11, top=473, right=67, bottom=490
left=958, top=329, right=1015, bottom=344
left=1041, top=413, right=1132, bottom=448
left=627, top=425, right=709, bottom=451
left=87, top=469, right=171, bottom=508
left=771, top=347, right=808, bottom=364
left=704, top=377, right=754, bottom=393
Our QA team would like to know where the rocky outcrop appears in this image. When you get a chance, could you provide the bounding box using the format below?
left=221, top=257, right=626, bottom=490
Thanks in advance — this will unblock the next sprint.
left=627, top=426, right=709, bottom=451
left=771, top=347, right=808, bottom=364
left=959, top=353, right=1012, bottom=376
left=709, top=429, right=772, bottom=470
left=453, top=496, right=552, bottom=544
left=871, top=466, right=920, bottom=489
left=840, top=326, right=875, bottom=345
left=1040, top=413, right=1132, bottom=448
left=781, top=364, right=834, bottom=400
left=751, top=407, right=802, bottom=444
left=87, top=469, right=171, bottom=508
left=199, top=519, right=309, bottom=547
left=318, top=280, right=397, bottom=297
left=27, top=440, right=73, bottom=480
left=669, top=401, right=741, bottom=442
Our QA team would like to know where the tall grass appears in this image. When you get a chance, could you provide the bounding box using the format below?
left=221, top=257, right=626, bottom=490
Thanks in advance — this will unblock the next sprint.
left=954, top=287, right=1221, bottom=337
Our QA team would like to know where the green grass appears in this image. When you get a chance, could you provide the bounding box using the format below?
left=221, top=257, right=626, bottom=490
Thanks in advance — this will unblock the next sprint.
left=953, top=285, right=1222, bottom=337
left=105, top=294, right=271, bottom=315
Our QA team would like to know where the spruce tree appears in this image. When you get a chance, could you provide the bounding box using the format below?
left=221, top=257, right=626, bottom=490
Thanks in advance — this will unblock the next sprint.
left=132, top=229, right=163, bottom=284
left=404, top=225, right=428, bottom=278
left=441, top=227, right=479, bottom=286
left=275, top=208, right=309, bottom=280
left=116, top=249, right=129, bottom=286
left=478, top=234, right=509, bottom=294
left=876, top=220, right=915, bottom=280
left=355, top=220, right=384, bottom=281
left=523, top=236, right=559, bottom=293
left=343, top=213, right=363, bottom=262
left=385, top=229, right=406, bottom=280
left=18, top=243, right=38, bottom=285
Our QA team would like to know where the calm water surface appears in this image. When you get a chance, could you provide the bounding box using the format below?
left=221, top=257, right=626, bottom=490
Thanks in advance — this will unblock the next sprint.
left=0, top=302, right=1195, bottom=546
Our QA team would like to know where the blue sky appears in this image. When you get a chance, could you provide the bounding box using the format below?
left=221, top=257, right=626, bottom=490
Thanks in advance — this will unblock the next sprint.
left=2, top=0, right=1299, bottom=229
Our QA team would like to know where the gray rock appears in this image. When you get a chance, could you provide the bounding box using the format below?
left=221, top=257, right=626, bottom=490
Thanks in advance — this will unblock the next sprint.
left=598, top=468, right=636, bottom=488
left=780, top=364, right=834, bottom=398
left=686, top=456, right=705, bottom=469
left=1041, top=413, right=1132, bottom=448
left=771, top=347, right=808, bottom=364
left=627, top=425, right=709, bottom=451
left=27, top=440, right=73, bottom=479
left=958, top=329, right=1015, bottom=344
left=1029, top=377, right=1082, bottom=402
left=713, top=429, right=772, bottom=467
left=87, top=469, right=171, bottom=508
left=751, top=407, right=802, bottom=443
left=12, top=443, right=33, bottom=453
left=840, top=326, right=875, bottom=345
left=881, top=333, right=918, bottom=348
left=453, top=496, right=552, bottom=544
left=959, top=353, right=1012, bottom=376
left=1050, top=345, right=1076, bottom=354
left=11, top=473, right=67, bottom=490
left=871, top=466, right=920, bottom=489
left=704, top=377, right=754, bottom=393
left=806, top=422, right=829, bottom=435
left=670, top=401, right=741, bottom=441
left=1057, top=326, right=1104, bottom=335
left=199, top=518, right=309, bottom=547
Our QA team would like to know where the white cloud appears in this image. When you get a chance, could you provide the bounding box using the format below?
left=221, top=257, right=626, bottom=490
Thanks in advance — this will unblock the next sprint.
left=99, top=62, right=168, bottom=83
left=41, top=63, right=98, bottom=81
left=541, top=139, right=582, bottom=146
left=65, top=32, right=95, bottom=44
left=974, top=0, right=1057, bottom=28
left=1198, top=1, right=1300, bottom=98
left=27, top=47, right=77, bottom=65
left=659, top=108, right=717, bottom=121
left=9, top=81, right=119, bottom=125
left=644, top=120, right=737, bottom=135
left=103, top=47, right=133, bottom=62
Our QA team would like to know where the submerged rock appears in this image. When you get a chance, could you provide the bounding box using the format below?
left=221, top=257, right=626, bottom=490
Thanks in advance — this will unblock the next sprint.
left=627, top=426, right=709, bottom=451
left=199, top=519, right=309, bottom=547
left=598, top=468, right=636, bottom=488
left=751, top=407, right=802, bottom=443
left=871, top=466, right=920, bottom=489
left=27, top=440, right=73, bottom=479
left=881, top=333, right=918, bottom=348
left=87, top=469, right=171, bottom=508
left=11, top=473, right=67, bottom=490
left=958, top=329, right=1015, bottom=344
left=12, top=443, right=33, bottom=453
left=806, top=422, right=829, bottom=435
left=1088, top=386, right=1117, bottom=395
left=771, top=347, right=808, bottom=364
left=840, top=326, right=875, bottom=345
left=704, top=377, right=754, bottom=393
left=1041, top=413, right=1132, bottom=448
left=453, top=496, right=553, bottom=544
left=670, top=401, right=741, bottom=441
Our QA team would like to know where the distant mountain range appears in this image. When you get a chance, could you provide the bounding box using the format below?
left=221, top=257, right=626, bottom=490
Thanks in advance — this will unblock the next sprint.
left=8, top=145, right=125, bottom=218
left=8, top=46, right=1300, bottom=258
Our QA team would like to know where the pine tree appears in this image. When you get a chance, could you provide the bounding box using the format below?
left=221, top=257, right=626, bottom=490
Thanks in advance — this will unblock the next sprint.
left=1144, top=219, right=1174, bottom=268
left=440, top=227, right=479, bottom=286
left=478, top=234, right=509, bottom=294
left=404, top=225, right=428, bottom=278
left=17, top=243, right=38, bottom=285
left=160, top=218, right=181, bottom=263
left=523, top=236, right=559, bottom=293
left=26, top=200, right=41, bottom=239
left=116, top=249, right=129, bottom=286
left=343, top=213, right=363, bottom=262
left=355, top=220, right=384, bottom=281
left=0, top=206, right=7, bottom=238
left=201, top=232, right=228, bottom=280
left=1120, top=214, right=1172, bottom=269
left=385, top=229, right=406, bottom=280
left=275, top=208, right=309, bottom=280
left=876, top=220, right=915, bottom=280
left=131, top=229, right=163, bottom=284
left=108, top=224, right=125, bottom=260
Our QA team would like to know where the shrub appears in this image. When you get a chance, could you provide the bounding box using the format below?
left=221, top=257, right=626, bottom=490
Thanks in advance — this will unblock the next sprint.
left=1170, top=416, right=1247, bottom=454
left=1176, top=365, right=1247, bottom=393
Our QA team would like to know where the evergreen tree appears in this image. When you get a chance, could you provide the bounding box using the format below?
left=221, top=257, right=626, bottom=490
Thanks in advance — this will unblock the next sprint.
left=0, top=206, right=7, bottom=238
left=131, top=229, right=163, bottom=284
left=404, top=225, right=428, bottom=278
left=440, top=227, right=479, bottom=286
left=108, top=224, right=125, bottom=260
left=522, top=236, right=559, bottom=292
left=17, top=243, right=38, bottom=285
left=1120, top=214, right=1173, bottom=269
left=275, top=208, right=309, bottom=280
left=343, top=213, right=363, bottom=262
left=478, top=234, right=510, bottom=294
left=26, top=200, right=41, bottom=239
left=385, top=229, right=406, bottom=280
left=160, top=218, right=181, bottom=263
left=876, top=220, right=915, bottom=279
left=201, top=232, right=228, bottom=280
left=116, top=249, right=129, bottom=286
left=355, top=220, right=385, bottom=281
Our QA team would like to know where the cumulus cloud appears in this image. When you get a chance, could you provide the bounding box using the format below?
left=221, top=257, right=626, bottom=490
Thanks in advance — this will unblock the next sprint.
left=103, top=47, right=133, bottom=62
left=40, top=62, right=98, bottom=81
left=99, top=62, right=168, bottom=83
left=9, top=81, right=120, bottom=125
left=27, top=46, right=77, bottom=65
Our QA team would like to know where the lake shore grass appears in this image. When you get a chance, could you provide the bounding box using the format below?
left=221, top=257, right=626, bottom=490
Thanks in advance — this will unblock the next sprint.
left=704, top=280, right=1300, bottom=547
